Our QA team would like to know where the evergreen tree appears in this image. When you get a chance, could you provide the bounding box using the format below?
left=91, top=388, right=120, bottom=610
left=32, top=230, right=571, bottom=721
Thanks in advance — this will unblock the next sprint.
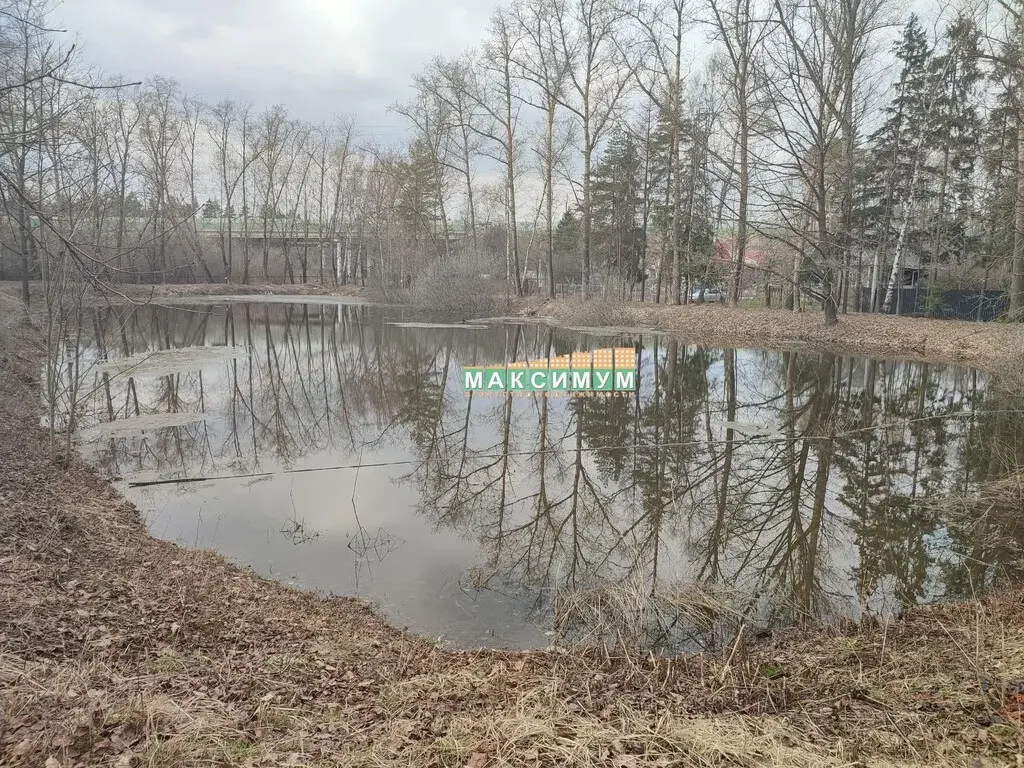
left=678, top=111, right=716, bottom=289
left=979, top=17, right=1021, bottom=288
left=396, top=137, right=447, bottom=255
left=925, top=15, right=983, bottom=281
left=201, top=199, right=222, bottom=219
left=552, top=209, right=582, bottom=283
left=591, top=126, right=646, bottom=285
left=647, top=109, right=715, bottom=293
left=857, top=16, right=935, bottom=286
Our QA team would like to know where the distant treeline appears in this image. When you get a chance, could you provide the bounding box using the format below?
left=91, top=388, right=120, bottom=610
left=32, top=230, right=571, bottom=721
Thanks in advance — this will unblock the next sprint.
left=2, top=1, right=1024, bottom=323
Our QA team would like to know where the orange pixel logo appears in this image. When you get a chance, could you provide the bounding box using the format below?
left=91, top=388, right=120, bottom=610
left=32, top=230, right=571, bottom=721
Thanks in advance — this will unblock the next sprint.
left=463, top=348, right=637, bottom=394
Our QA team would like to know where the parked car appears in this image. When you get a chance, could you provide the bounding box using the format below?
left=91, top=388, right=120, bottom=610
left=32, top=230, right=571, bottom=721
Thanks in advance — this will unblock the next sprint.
left=691, top=287, right=725, bottom=303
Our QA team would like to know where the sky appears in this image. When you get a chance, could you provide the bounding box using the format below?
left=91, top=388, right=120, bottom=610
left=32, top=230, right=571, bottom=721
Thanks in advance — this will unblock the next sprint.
left=56, top=0, right=944, bottom=149
left=57, top=0, right=510, bottom=138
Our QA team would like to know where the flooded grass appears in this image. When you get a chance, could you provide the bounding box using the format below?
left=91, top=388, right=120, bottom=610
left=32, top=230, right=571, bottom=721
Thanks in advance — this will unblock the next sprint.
left=386, top=321, right=491, bottom=329
left=76, top=410, right=208, bottom=439
left=94, top=345, right=247, bottom=377
left=149, top=293, right=373, bottom=306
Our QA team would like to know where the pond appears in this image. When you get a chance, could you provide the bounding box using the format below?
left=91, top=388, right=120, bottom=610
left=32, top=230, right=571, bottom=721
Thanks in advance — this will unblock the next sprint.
left=55, top=299, right=1024, bottom=653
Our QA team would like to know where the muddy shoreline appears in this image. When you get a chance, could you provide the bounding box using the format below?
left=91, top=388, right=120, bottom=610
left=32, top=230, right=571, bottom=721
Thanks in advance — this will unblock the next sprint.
left=22, top=280, right=1021, bottom=369
left=2, top=282, right=1023, bottom=766
left=516, top=297, right=1023, bottom=372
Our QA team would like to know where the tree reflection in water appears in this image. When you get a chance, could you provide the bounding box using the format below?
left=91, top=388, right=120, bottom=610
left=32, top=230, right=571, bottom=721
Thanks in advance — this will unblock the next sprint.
left=62, top=301, right=1021, bottom=652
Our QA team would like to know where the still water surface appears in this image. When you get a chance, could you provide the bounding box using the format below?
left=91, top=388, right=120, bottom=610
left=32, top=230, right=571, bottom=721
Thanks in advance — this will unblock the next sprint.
left=61, top=299, right=1022, bottom=652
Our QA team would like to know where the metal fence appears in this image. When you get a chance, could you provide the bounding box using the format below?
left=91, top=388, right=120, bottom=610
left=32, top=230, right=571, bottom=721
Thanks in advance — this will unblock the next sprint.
left=859, top=287, right=1009, bottom=322
left=550, top=282, right=1011, bottom=322
left=553, top=282, right=664, bottom=302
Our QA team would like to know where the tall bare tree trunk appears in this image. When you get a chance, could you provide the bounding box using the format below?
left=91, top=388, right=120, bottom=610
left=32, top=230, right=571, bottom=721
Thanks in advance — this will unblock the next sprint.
left=1012, top=122, right=1024, bottom=318
left=582, top=131, right=593, bottom=296
left=546, top=98, right=556, bottom=298
left=732, top=102, right=748, bottom=306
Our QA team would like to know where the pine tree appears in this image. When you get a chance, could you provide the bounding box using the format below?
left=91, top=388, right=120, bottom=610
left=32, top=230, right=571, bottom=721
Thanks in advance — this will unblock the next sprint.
left=591, top=126, right=646, bottom=286
left=979, top=16, right=1022, bottom=293
left=980, top=95, right=1015, bottom=286
left=395, top=137, right=447, bottom=256
left=678, top=112, right=716, bottom=291
left=925, top=14, right=983, bottom=290
left=201, top=199, right=222, bottom=219
left=552, top=209, right=582, bottom=284
left=857, top=16, right=935, bottom=307
left=647, top=108, right=715, bottom=296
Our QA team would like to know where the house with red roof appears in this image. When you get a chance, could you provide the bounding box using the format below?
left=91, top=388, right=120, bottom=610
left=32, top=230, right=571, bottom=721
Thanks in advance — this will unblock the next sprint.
left=712, top=237, right=773, bottom=268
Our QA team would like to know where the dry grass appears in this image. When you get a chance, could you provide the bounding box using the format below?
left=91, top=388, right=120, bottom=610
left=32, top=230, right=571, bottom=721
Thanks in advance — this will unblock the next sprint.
left=520, top=297, right=1024, bottom=371
left=553, top=576, right=749, bottom=657
left=995, top=334, right=1024, bottom=393
left=549, top=298, right=640, bottom=329
left=7, top=596, right=1023, bottom=767
left=427, top=688, right=849, bottom=768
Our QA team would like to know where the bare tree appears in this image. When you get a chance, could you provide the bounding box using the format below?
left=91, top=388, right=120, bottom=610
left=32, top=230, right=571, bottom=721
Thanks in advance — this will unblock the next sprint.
left=991, top=0, right=1024, bottom=317
left=551, top=0, right=633, bottom=296
left=107, top=80, right=141, bottom=276
left=137, top=76, right=182, bottom=280
left=254, top=104, right=295, bottom=280
left=206, top=98, right=261, bottom=282
left=476, top=8, right=527, bottom=295
left=511, top=0, right=573, bottom=298
left=280, top=120, right=313, bottom=283
left=327, top=116, right=357, bottom=283
left=178, top=91, right=214, bottom=281
left=706, top=0, right=769, bottom=305
left=769, top=0, right=891, bottom=324
left=626, top=0, right=690, bottom=304
left=0, top=0, right=75, bottom=302
left=419, top=55, right=483, bottom=257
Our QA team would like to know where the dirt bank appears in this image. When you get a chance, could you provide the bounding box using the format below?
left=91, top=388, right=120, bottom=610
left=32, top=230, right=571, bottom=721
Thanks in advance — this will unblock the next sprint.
left=112, top=281, right=367, bottom=299
left=1, top=284, right=1023, bottom=767
left=17, top=281, right=1018, bottom=369
left=12, top=280, right=366, bottom=308
left=519, top=298, right=1024, bottom=371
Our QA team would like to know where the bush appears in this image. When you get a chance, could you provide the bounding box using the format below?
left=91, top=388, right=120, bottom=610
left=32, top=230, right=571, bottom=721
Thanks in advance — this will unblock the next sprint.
left=923, top=278, right=951, bottom=317
left=406, top=260, right=503, bottom=321
left=555, top=298, right=634, bottom=328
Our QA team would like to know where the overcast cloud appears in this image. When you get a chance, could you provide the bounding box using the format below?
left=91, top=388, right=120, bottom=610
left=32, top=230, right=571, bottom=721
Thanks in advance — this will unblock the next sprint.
left=57, top=0, right=508, bottom=138
left=57, top=0, right=942, bottom=148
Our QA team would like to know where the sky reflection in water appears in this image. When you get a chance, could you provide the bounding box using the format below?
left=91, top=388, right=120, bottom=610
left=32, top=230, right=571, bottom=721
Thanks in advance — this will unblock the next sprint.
left=61, top=300, right=1024, bottom=652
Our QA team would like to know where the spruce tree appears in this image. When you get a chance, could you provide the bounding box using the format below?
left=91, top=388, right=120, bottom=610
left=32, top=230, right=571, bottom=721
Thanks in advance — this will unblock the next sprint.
left=979, top=14, right=1022, bottom=295
left=591, top=126, right=646, bottom=287
left=647, top=109, right=715, bottom=295
left=857, top=15, right=935, bottom=307
left=926, top=14, right=983, bottom=291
